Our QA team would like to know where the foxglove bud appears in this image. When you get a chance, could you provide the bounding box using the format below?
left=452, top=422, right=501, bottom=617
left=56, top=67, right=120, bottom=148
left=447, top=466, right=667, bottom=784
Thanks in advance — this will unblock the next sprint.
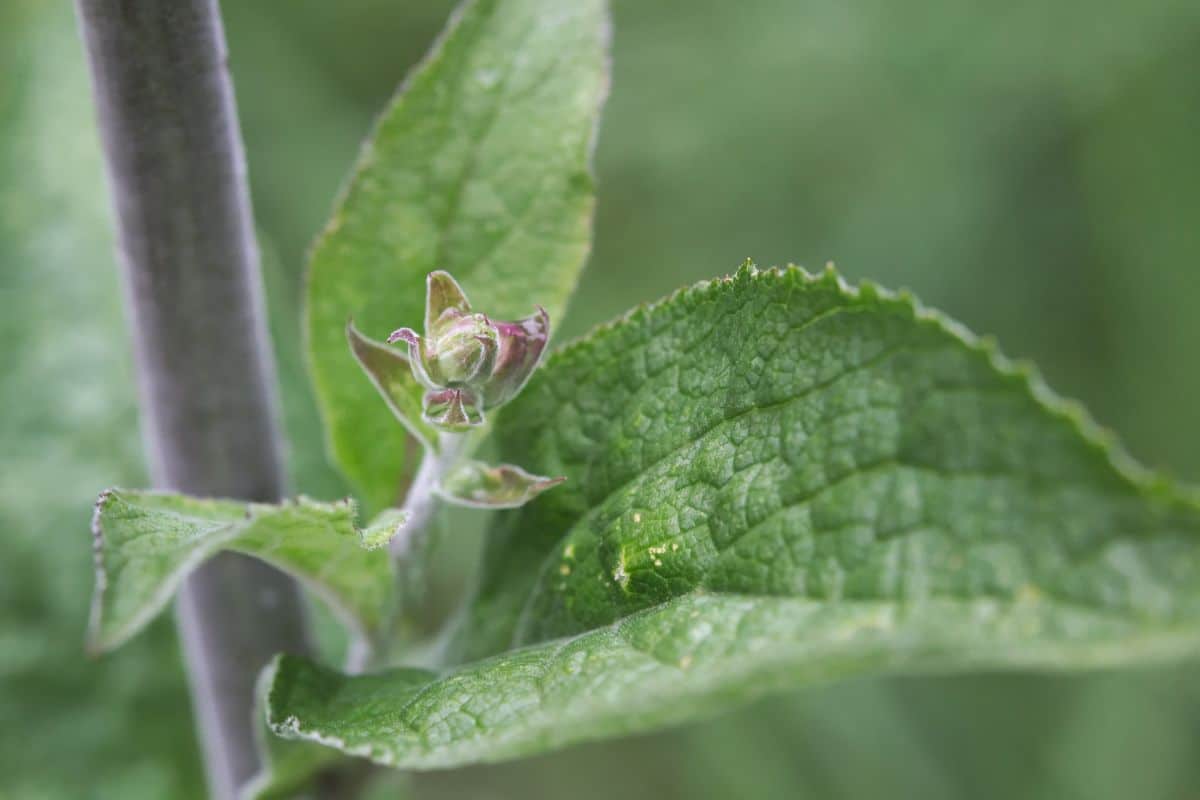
left=387, top=271, right=550, bottom=431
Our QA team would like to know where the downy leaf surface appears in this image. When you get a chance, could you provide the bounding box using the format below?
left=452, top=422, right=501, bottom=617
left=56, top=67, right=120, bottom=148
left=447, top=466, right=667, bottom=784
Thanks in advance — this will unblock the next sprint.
left=90, top=490, right=401, bottom=653
left=307, top=0, right=610, bottom=511
left=269, top=266, right=1200, bottom=767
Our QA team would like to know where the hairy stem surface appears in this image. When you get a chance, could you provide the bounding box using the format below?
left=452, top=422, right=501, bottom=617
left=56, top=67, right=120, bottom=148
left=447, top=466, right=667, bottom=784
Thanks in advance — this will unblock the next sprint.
left=75, top=1, right=311, bottom=796
left=382, top=433, right=466, bottom=654
left=389, top=434, right=465, bottom=562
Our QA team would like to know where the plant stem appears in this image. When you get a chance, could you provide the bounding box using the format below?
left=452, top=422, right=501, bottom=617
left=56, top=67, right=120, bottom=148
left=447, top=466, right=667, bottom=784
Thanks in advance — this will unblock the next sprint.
left=380, top=433, right=465, bottom=651
left=74, top=1, right=311, bottom=797
left=390, top=433, right=465, bottom=563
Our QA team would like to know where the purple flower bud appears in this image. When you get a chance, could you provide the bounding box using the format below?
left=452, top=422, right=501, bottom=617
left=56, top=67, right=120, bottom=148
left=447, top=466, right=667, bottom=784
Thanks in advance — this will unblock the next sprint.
left=385, top=271, right=551, bottom=431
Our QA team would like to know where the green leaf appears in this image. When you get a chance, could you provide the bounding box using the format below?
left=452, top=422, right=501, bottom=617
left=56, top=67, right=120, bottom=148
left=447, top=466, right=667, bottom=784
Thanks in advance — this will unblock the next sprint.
left=438, top=460, right=565, bottom=509
left=240, top=671, right=349, bottom=800
left=268, top=265, right=1200, bottom=767
left=268, top=586, right=1200, bottom=769
left=89, top=490, right=402, bottom=653
left=346, top=322, right=438, bottom=452
left=453, top=265, right=1200, bottom=662
left=307, top=0, right=611, bottom=512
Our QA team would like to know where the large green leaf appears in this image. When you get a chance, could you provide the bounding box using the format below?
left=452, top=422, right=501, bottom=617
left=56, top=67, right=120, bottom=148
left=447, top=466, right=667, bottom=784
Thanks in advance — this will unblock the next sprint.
left=267, top=265, right=1200, bottom=767
left=89, top=490, right=402, bottom=653
left=307, top=0, right=611, bottom=512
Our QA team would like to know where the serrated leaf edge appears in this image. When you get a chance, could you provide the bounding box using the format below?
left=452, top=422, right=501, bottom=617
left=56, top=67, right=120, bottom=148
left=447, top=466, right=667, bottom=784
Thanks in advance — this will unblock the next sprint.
left=525, top=261, right=1200, bottom=513
left=88, top=490, right=405, bottom=654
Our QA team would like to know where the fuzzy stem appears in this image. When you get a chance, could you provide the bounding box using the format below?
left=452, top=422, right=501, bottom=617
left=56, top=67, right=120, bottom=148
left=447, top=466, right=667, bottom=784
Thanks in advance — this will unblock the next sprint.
left=390, top=433, right=466, bottom=563
left=74, top=1, right=311, bottom=797
left=381, top=433, right=466, bottom=650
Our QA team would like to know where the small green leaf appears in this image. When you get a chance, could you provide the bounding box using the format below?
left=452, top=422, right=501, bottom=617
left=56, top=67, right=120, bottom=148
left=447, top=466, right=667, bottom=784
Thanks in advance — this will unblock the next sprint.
left=307, top=0, right=611, bottom=512
left=437, top=460, right=565, bottom=509
left=268, top=265, right=1200, bottom=768
left=89, top=490, right=401, bottom=653
left=356, top=509, right=408, bottom=553
left=347, top=322, right=437, bottom=452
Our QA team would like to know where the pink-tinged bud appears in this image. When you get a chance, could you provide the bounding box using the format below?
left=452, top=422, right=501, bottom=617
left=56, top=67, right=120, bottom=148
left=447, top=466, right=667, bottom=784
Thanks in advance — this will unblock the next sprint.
left=423, top=387, right=483, bottom=431
left=381, top=271, right=552, bottom=432
left=427, top=312, right=499, bottom=387
left=386, top=327, right=419, bottom=346
left=386, top=327, right=438, bottom=392
left=482, top=306, right=550, bottom=408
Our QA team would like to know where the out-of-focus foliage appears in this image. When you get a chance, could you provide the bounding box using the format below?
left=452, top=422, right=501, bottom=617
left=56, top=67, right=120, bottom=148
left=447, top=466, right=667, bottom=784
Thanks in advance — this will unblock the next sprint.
left=0, top=3, right=202, bottom=796
left=2, top=0, right=1198, bottom=798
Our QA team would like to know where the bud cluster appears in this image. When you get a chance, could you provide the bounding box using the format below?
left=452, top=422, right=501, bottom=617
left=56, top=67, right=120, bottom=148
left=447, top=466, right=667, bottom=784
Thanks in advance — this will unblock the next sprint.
left=388, top=271, right=550, bottom=431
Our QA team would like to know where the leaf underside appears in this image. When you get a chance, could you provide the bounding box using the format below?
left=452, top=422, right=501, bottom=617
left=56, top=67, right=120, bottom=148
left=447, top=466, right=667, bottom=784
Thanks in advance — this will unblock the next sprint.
left=89, top=490, right=399, bottom=653
left=268, top=265, right=1200, bottom=768
left=306, top=0, right=610, bottom=513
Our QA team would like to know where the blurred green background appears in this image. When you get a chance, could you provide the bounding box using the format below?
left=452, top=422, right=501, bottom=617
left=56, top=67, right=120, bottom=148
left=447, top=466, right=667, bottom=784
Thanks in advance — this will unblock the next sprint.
left=2, top=0, right=1198, bottom=797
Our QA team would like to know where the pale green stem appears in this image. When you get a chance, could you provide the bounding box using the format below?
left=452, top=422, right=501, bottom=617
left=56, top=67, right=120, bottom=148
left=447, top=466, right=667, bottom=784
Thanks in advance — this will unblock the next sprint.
left=390, top=433, right=466, bottom=563
left=375, top=432, right=468, bottom=657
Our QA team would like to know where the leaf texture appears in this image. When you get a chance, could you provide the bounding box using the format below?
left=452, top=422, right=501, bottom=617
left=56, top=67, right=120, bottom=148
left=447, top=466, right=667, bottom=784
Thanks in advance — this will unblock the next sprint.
left=270, top=265, right=1200, bottom=767
left=89, top=490, right=400, bottom=653
left=306, top=0, right=610, bottom=511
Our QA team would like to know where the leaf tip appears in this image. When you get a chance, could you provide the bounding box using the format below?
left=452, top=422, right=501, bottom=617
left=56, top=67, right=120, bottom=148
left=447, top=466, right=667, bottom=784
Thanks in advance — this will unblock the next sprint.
left=426, top=270, right=473, bottom=333
left=535, top=475, right=568, bottom=492
left=359, top=508, right=409, bottom=551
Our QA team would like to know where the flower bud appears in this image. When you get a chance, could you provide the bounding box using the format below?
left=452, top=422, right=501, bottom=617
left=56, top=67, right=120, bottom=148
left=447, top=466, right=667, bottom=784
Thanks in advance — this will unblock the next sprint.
left=430, top=313, right=498, bottom=387
left=422, top=387, right=483, bottom=431
left=386, top=271, right=550, bottom=431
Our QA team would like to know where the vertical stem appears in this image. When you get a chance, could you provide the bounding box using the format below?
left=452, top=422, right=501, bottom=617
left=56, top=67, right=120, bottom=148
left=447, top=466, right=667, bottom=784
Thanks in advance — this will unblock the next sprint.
left=74, top=2, right=311, bottom=797
left=384, top=433, right=464, bottom=651
left=388, top=433, right=465, bottom=563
